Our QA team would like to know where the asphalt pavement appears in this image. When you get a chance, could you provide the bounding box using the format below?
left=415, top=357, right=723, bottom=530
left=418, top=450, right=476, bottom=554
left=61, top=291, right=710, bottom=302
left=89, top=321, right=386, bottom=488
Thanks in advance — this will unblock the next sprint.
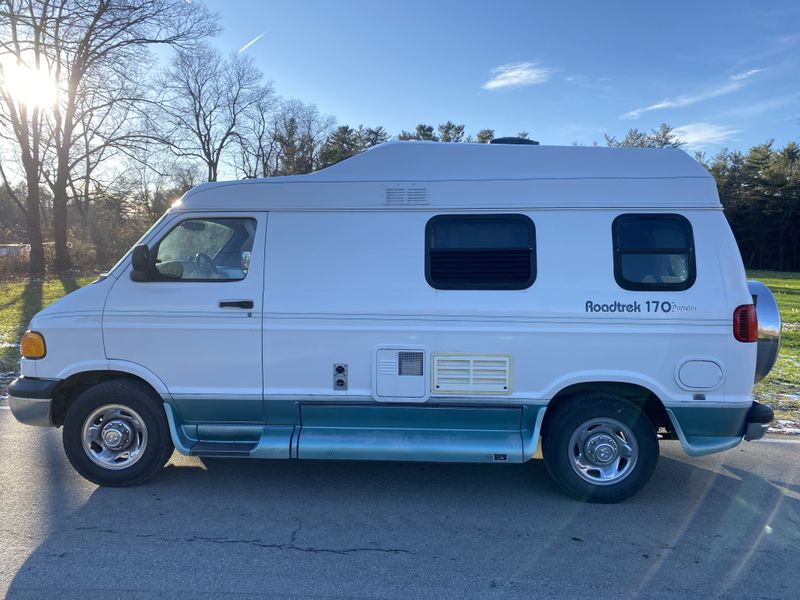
left=0, top=404, right=798, bottom=599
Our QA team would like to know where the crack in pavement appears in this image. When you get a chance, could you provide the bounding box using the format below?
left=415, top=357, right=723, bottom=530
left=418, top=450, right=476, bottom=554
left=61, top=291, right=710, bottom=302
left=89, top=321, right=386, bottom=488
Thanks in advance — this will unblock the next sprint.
left=290, top=518, right=302, bottom=545
left=74, top=525, right=411, bottom=556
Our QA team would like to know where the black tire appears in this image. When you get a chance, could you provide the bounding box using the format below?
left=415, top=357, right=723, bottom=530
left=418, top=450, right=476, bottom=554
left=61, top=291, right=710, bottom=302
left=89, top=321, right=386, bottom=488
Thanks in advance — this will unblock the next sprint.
left=542, top=393, right=658, bottom=503
left=63, top=379, right=174, bottom=486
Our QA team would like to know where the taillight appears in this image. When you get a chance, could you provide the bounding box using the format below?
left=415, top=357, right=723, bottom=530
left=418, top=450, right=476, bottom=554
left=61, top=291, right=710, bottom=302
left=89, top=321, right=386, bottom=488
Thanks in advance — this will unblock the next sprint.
left=733, top=304, right=758, bottom=343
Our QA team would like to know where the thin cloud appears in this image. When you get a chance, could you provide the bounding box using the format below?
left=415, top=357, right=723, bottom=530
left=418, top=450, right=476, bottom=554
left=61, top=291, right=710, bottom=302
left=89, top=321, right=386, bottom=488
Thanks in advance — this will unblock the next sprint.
left=621, top=68, right=766, bottom=119
left=622, top=82, right=742, bottom=119
left=672, top=122, right=740, bottom=149
left=238, top=32, right=265, bottom=53
left=730, top=68, right=766, bottom=80
left=565, top=75, right=611, bottom=83
left=482, top=62, right=551, bottom=90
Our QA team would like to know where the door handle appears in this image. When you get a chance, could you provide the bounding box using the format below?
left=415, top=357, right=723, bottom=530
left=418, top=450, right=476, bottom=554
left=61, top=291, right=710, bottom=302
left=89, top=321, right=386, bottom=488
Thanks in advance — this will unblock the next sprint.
left=219, top=300, right=254, bottom=309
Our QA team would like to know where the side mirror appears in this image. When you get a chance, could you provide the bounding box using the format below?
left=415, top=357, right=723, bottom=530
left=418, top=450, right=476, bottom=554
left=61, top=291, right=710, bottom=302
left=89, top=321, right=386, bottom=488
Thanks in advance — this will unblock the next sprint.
left=130, top=244, right=152, bottom=280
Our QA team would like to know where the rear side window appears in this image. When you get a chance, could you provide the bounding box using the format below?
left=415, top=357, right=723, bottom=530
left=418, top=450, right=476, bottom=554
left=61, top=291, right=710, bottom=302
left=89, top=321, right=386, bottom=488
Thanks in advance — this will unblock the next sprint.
left=425, top=214, right=535, bottom=290
left=612, top=214, right=695, bottom=291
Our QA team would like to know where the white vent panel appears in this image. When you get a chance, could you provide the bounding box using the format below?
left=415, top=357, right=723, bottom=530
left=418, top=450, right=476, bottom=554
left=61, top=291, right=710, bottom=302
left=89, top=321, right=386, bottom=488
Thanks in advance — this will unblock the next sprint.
left=384, top=184, right=430, bottom=206
left=374, top=347, right=429, bottom=401
left=433, top=355, right=511, bottom=395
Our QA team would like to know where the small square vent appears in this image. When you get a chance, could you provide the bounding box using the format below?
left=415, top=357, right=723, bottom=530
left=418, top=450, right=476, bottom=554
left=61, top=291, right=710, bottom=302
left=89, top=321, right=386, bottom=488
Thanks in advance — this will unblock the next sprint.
left=374, top=347, right=429, bottom=401
left=433, top=354, right=511, bottom=395
left=398, top=351, right=424, bottom=376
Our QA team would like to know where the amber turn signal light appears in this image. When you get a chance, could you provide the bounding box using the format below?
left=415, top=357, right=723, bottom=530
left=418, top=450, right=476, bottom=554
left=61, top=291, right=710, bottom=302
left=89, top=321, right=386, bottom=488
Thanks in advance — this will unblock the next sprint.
left=20, top=330, right=46, bottom=359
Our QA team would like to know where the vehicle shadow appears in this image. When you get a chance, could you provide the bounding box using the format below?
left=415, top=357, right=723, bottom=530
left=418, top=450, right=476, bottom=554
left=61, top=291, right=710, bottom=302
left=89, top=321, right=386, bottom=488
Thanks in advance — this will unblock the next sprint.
left=5, top=446, right=799, bottom=600
left=57, top=275, right=82, bottom=295
left=19, top=279, right=43, bottom=332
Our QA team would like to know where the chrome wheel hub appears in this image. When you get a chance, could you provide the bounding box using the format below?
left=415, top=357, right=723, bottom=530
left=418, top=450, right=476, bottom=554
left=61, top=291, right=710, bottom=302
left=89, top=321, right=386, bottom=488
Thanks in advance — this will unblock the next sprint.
left=584, top=433, right=618, bottom=465
left=81, top=404, right=148, bottom=470
left=101, top=420, right=133, bottom=451
left=568, top=417, right=638, bottom=486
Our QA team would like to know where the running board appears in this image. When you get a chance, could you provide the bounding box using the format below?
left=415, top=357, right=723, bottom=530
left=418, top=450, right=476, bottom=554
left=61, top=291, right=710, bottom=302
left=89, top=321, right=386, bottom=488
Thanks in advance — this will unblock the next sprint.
left=163, top=402, right=547, bottom=464
left=296, top=404, right=529, bottom=463
left=189, top=442, right=257, bottom=457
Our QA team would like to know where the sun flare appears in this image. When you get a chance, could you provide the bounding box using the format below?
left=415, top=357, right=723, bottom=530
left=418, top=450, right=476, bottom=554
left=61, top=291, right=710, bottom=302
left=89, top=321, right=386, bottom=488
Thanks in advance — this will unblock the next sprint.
left=0, top=58, right=59, bottom=110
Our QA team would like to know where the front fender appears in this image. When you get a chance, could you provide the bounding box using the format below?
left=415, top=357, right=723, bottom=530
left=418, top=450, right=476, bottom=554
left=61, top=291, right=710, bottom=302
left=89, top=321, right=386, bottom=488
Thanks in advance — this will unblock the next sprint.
left=55, top=359, right=171, bottom=398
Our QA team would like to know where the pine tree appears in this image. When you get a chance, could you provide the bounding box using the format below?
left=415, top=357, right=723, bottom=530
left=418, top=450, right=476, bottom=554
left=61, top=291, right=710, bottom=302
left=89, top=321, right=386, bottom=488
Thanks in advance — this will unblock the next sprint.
left=437, top=121, right=465, bottom=143
left=475, top=129, right=495, bottom=143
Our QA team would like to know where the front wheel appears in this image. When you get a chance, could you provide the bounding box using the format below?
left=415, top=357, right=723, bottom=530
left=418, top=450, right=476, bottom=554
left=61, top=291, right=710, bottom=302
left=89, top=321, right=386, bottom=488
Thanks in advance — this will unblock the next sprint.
left=542, top=394, right=659, bottom=503
left=63, top=380, right=174, bottom=486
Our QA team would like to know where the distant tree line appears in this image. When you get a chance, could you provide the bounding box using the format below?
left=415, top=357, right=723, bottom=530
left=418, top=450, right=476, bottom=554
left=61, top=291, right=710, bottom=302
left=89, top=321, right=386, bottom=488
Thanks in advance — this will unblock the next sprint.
left=607, top=124, right=800, bottom=272
left=0, top=2, right=797, bottom=274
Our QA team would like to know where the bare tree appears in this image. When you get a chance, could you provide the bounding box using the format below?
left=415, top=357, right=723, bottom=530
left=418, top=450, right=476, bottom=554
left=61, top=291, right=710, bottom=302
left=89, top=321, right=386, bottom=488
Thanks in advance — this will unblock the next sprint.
left=0, top=0, right=217, bottom=272
left=53, top=62, right=139, bottom=232
left=158, top=44, right=265, bottom=182
left=271, top=99, right=334, bottom=175
left=236, top=91, right=280, bottom=179
left=0, top=0, right=55, bottom=273
left=118, top=143, right=200, bottom=219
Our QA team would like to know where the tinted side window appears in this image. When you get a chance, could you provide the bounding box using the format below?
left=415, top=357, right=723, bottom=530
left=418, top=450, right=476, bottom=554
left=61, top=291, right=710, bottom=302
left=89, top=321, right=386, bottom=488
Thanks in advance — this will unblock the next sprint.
left=612, top=214, right=695, bottom=291
left=425, top=214, right=535, bottom=290
left=155, top=218, right=256, bottom=281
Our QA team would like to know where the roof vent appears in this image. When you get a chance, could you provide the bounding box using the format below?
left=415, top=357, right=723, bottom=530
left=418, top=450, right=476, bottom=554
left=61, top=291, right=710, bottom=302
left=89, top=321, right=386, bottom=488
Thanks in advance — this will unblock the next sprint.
left=489, top=137, right=539, bottom=145
left=384, top=184, right=430, bottom=206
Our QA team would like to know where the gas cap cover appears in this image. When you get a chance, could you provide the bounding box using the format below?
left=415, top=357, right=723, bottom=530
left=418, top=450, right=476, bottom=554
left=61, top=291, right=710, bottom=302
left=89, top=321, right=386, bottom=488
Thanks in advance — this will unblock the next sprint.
left=678, top=360, right=724, bottom=390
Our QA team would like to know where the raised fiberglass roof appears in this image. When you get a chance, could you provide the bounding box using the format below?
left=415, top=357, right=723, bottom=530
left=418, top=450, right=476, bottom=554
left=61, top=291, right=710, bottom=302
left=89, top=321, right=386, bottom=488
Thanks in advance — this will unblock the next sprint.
left=178, top=141, right=719, bottom=211
left=305, top=141, right=712, bottom=182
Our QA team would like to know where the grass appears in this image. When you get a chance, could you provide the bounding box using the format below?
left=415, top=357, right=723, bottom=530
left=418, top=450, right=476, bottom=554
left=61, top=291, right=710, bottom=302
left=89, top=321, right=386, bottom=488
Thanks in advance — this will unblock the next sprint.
left=0, top=271, right=798, bottom=428
left=0, top=276, right=95, bottom=388
left=749, top=271, right=800, bottom=425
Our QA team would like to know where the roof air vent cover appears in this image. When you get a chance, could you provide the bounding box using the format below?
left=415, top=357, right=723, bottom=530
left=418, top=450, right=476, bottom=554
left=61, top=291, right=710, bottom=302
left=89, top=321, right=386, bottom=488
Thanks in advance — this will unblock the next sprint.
left=489, top=137, right=539, bottom=145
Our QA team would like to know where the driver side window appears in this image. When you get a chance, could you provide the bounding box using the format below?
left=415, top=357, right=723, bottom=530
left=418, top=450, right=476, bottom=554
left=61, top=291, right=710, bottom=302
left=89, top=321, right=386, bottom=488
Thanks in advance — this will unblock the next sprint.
left=155, top=217, right=256, bottom=281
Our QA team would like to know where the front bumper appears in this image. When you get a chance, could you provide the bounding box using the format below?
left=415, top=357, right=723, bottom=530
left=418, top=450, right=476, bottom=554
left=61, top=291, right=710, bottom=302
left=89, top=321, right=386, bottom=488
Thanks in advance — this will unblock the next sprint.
left=744, top=401, right=774, bottom=441
left=6, top=377, right=60, bottom=427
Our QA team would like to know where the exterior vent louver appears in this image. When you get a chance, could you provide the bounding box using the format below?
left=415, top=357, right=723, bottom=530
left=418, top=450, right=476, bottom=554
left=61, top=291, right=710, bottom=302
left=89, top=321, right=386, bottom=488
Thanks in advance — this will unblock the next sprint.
left=429, top=249, right=531, bottom=285
left=384, top=185, right=430, bottom=206
left=398, top=351, right=424, bottom=376
left=378, top=358, right=397, bottom=375
left=433, top=355, right=511, bottom=395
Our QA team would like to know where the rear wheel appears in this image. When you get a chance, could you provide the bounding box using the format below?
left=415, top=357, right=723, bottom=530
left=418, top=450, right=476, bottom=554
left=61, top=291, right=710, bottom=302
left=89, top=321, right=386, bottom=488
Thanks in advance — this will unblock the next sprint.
left=63, top=380, right=173, bottom=486
left=542, top=394, right=658, bottom=503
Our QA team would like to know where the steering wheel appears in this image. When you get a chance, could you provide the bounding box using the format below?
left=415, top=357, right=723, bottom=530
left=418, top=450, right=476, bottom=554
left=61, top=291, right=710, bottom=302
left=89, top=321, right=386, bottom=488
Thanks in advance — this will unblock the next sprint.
left=194, top=252, right=219, bottom=277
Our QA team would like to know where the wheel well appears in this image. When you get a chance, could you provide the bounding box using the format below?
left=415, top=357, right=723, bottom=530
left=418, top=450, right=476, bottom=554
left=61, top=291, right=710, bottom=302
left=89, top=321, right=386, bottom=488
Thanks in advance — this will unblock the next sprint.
left=544, top=382, right=673, bottom=437
left=50, top=371, right=160, bottom=427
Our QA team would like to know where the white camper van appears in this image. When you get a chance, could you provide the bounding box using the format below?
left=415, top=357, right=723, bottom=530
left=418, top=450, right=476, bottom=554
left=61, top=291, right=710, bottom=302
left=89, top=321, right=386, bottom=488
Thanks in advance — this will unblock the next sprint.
left=7, top=140, right=781, bottom=502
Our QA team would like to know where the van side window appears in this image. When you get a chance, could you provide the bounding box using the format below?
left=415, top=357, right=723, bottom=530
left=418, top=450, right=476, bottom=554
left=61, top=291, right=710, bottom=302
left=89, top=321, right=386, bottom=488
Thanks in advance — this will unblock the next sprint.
left=612, top=214, right=695, bottom=291
left=154, top=218, right=256, bottom=281
left=425, top=214, right=535, bottom=290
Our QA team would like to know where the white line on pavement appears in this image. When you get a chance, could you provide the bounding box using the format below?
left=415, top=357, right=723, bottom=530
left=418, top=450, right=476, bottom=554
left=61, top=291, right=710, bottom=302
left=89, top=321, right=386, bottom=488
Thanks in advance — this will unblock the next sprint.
left=758, top=437, right=800, bottom=444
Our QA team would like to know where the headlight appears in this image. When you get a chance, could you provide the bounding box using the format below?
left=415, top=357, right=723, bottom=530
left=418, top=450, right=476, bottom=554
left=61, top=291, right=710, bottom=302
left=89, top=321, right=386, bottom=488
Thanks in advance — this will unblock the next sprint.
left=20, top=330, right=46, bottom=359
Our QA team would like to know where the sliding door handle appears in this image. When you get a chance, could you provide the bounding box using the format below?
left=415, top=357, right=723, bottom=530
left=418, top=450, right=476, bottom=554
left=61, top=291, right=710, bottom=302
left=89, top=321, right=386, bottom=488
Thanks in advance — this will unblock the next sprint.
left=219, top=300, right=254, bottom=309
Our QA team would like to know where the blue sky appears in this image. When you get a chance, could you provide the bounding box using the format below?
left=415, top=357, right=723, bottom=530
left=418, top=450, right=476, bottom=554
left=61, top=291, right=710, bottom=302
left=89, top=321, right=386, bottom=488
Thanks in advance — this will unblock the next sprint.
left=202, top=0, right=799, bottom=153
